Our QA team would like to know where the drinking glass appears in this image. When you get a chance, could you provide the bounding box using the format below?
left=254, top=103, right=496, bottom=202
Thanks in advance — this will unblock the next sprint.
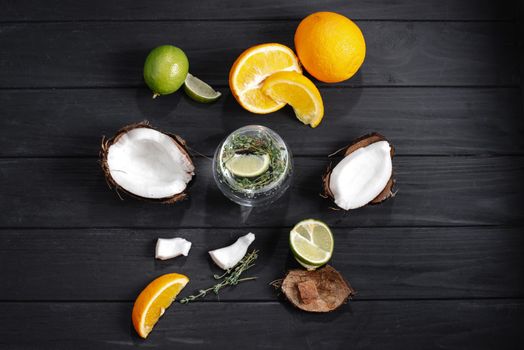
left=212, top=125, right=293, bottom=207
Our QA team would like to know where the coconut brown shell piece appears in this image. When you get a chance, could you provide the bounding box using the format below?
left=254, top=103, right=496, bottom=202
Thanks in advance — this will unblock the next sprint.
left=322, top=132, right=396, bottom=208
left=100, top=121, right=194, bottom=203
left=281, top=265, right=355, bottom=313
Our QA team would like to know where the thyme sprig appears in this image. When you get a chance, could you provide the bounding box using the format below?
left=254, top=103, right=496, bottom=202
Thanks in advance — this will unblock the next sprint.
left=179, top=249, right=258, bottom=304
left=222, top=133, right=287, bottom=191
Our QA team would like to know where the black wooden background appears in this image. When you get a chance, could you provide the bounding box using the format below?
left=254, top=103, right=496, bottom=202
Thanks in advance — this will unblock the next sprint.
left=1, top=1, right=523, bottom=349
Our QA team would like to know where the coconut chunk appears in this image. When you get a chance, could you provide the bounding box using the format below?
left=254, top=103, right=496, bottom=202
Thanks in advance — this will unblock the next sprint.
left=329, top=140, right=392, bottom=210
left=155, top=237, right=192, bottom=260
left=209, top=233, right=255, bottom=270
left=103, top=124, right=194, bottom=201
left=297, top=280, right=319, bottom=304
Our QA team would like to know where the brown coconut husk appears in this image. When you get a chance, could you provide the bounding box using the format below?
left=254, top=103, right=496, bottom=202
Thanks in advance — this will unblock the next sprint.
left=281, top=265, right=355, bottom=313
left=100, top=121, right=194, bottom=203
left=322, top=132, right=396, bottom=209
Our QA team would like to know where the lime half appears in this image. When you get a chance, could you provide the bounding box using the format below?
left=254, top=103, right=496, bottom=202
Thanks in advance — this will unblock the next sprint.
left=184, top=73, right=221, bottom=103
left=225, top=154, right=270, bottom=178
left=290, top=219, right=333, bottom=269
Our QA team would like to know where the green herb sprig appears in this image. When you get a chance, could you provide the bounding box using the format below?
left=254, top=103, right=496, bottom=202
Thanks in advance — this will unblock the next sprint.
left=179, top=249, right=258, bottom=303
left=222, top=133, right=287, bottom=191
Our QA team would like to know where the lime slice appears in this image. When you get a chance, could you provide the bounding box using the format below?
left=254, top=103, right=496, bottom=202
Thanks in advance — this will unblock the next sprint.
left=225, top=154, right=270, bottom=178
left=290, top=219, right=333, bottom=268
left=183, top=73, right=221, bottom=103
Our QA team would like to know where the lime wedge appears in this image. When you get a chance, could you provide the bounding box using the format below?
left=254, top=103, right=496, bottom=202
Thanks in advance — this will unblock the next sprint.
left=225, top=154, right=270, bottom=178
left=290, top=219, right=333, bottom=269
left=183, top=73, right=221, bottom=103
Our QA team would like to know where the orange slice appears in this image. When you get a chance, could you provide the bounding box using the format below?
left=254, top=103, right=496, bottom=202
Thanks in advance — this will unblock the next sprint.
left=229, top=43, right=302, bottom=114
left=261, top=71, right=324, bottom=128
left=132, top=273, right=189, bottom=339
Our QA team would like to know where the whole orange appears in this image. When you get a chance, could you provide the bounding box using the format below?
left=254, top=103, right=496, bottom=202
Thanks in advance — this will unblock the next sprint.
left=294, top=12, right=366, bottom=83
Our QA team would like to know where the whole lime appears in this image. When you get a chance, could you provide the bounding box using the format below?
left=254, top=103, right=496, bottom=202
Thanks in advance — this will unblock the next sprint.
left=143, top=45, right=189, bottom=98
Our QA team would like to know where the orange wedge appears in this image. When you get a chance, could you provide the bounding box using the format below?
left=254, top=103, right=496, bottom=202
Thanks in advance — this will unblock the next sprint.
left=132, top=273, right=189, bottom=339
left=229, top=43, right=302, bottom=114
left=261, top=71, right=324, bottom=128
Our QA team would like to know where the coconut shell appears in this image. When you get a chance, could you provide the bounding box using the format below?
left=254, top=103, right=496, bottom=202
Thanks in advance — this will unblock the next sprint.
left=100, top=121, right=195, bottom=203
left=322, top=132, right=396, bottom=209
left=281, top=265, right=355, bottom=313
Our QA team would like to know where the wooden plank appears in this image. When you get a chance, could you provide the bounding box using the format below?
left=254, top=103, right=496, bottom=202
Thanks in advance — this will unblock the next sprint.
left=520, top=3, right=524, bottom=107
left=0, top=300, right=522, bottom=349
left=0, top=87, right=522, bottom=157
left=0, top=157, right=522, bottom=228
left=0, top=0, right=516, bottom=21
left=1, top=227, right=522, bottom=301
left=0, top=22, right=518, bottom=88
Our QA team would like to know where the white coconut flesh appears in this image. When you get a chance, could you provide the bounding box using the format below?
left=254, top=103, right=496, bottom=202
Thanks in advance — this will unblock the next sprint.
left=106, top=127, right=194, bottom=199
left=209, top=233, right=255, bottom=270
left=155, top=237, right=192, bottom=260
left=329, top=140, right=392, bottom=210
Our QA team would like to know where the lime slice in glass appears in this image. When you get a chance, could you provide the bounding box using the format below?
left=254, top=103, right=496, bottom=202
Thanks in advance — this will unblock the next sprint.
left=225, top=154, right=270, bottom=178
left=183, top=73, right=221, bottom=103
left=290, top=219, right=333, bottom=268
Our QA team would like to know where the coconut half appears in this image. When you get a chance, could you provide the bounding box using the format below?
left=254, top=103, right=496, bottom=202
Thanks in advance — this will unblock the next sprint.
left=323, top=133, right=395, bottom=210
left=100, top=122, right=195, bottom=203
left=281, top=265, right=355, bottom=313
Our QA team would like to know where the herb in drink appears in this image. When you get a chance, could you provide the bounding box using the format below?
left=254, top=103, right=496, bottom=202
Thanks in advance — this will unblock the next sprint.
left=221, top=133, right=287, bottom=191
